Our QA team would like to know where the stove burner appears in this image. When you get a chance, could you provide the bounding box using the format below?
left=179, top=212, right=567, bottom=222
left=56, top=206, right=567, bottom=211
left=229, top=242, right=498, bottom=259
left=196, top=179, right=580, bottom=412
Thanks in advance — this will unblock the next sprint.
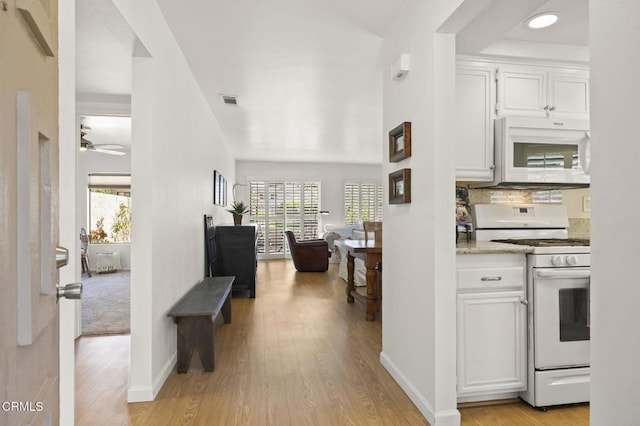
left=492, top=238, right=590, bottom=247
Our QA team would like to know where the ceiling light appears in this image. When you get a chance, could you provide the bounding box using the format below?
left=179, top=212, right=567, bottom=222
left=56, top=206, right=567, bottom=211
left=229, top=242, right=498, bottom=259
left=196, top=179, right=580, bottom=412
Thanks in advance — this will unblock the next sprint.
left=526, top=12, right=559, bottom=29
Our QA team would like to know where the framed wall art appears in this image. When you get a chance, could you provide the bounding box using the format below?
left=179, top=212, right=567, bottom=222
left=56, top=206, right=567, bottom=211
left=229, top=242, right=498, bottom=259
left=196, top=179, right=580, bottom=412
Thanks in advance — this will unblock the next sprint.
left=213, top=170, right=227, bottom=206
left=388, top=168, right=411, bottom=204
left=389, top=121, right=411, bottom=162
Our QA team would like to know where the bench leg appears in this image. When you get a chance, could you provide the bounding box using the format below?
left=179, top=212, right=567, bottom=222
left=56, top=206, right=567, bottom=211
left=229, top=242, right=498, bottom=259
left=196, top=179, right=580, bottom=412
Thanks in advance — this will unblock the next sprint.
left=221, top=293, right=232, bottom=324
left=176, top=316, right=215, bottom=373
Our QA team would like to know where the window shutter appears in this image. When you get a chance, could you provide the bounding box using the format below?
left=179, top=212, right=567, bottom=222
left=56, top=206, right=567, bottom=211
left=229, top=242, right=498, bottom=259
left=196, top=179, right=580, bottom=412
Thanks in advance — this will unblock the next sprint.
left=343, top=182, right=383, bottom=224
left=249, top=180, right=320, bottom=256
left=303, top=182, right=319, bottom=240
left=344, top=183, right=359, bottom=225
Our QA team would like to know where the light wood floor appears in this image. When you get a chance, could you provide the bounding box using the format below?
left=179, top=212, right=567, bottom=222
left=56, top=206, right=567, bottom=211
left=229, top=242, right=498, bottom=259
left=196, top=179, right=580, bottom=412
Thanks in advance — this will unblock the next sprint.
left=75, top=259, right=589, bottom=425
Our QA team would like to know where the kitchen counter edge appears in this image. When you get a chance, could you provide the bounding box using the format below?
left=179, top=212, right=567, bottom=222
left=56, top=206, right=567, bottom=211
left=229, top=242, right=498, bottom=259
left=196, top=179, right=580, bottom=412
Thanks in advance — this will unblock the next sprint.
left=456, top=241, right=533, bottom=255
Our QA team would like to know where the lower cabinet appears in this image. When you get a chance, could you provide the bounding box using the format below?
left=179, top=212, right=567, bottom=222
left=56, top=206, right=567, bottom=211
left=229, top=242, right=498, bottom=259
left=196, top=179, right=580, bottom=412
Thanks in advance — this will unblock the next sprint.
left=456, top=253, right=527, bottom=402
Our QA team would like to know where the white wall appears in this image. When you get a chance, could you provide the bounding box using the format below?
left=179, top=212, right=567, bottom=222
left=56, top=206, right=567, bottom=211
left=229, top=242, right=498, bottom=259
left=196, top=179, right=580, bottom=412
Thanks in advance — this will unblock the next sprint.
left=590, top=1, right=640, bottom=424
left=235, top=160, right=382, bottom=228
left=111, top=0, right=235, bottom=402
left=379, top=1, right=462, bottom=425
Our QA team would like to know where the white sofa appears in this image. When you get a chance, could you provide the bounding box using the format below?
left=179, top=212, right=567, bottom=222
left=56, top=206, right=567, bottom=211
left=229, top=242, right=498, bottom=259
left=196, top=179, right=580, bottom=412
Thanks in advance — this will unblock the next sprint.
left=322, top=224, right=366, bottom=287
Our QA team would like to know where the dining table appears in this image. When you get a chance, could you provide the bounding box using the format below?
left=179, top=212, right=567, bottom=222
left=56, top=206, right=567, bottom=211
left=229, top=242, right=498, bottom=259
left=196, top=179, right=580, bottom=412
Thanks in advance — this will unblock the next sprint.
left=335, top=239, right=382, bottom=321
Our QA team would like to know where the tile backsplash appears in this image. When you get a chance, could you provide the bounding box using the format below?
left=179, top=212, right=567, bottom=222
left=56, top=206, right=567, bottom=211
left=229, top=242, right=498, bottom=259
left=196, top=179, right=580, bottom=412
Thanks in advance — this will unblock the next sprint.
left=568, top=218, right=590, bottom=239
left=456, top=187, right=591, bottom=238
left=467, top=188, right=562, bottom=205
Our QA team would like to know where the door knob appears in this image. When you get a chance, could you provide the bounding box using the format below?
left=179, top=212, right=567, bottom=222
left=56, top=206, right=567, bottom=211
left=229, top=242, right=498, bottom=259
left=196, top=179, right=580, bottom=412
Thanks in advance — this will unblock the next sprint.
left=57, top=282, right=82, bottom=301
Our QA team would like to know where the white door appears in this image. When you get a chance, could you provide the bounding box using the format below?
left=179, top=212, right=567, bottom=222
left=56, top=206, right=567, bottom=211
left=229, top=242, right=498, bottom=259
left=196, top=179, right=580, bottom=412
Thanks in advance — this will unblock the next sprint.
left=1, top=1, right=63, bottom=424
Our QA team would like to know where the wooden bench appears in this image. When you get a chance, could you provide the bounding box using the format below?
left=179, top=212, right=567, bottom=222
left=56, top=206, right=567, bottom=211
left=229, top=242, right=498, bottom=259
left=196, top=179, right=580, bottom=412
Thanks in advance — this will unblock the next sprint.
left=167, top=276, right=235, bottom=374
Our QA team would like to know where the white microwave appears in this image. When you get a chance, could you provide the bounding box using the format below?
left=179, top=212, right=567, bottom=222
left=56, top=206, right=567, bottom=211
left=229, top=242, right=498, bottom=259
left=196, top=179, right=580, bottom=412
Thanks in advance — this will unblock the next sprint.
left=492, top=117, right=590, bottom=186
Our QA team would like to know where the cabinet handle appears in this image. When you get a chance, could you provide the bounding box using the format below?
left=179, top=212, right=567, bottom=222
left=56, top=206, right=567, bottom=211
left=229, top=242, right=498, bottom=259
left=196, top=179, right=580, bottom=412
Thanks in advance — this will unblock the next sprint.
left=520, top=299, right=529, bottom=305
left=489, top=165, right=496, bottom=170
left=544, top=105, right=550, bottom=111
left=549, top=106, right=556, bottom=111
left=480, top=276, right=502, bottom=282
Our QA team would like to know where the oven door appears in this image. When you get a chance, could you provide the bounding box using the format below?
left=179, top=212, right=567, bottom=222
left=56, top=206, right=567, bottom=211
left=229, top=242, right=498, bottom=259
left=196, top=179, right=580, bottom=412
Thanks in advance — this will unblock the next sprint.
left=533, top=267, right=590, bottom=369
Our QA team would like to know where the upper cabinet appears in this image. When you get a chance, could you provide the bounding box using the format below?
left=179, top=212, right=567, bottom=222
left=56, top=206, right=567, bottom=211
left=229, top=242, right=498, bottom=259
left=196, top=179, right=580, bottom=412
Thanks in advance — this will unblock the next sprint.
left=455, top=63, right=495, bottom=181
left=496, top=66, right=590, bottom=119
left=455, top=59, right=590, bottom=182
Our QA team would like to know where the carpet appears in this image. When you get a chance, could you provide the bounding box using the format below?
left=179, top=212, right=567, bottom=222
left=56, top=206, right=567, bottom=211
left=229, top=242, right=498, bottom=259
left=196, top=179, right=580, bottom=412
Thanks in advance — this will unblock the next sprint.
left=81, top=270, right=130, bottom=335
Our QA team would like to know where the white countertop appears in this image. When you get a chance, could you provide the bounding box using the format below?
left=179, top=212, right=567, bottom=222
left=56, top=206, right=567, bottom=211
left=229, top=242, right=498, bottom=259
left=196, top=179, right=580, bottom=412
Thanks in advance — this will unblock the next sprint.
left=456, top=240, right=533, bottom=255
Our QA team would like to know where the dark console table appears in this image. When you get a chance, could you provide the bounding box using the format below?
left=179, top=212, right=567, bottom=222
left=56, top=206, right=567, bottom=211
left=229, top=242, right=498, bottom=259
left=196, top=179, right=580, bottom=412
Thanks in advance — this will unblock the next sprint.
left=212, top=225, right=257, bottom=298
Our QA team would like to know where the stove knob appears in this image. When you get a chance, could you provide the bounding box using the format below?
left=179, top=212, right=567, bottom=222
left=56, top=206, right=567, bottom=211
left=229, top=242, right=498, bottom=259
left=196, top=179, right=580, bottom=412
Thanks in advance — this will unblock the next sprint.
left=551, top=255, right=564, bottom=266
left=566, top=255, right=578, bottom=266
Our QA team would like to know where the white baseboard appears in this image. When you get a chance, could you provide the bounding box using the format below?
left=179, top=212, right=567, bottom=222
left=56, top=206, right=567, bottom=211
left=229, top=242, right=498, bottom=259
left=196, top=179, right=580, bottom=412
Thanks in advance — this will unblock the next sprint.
left=127, top=352, right=176, bottom=403
left=380, top=351, right=461, bottom=426
left=127, top=385, right=154, bottom=403
left=153, top=351, right=177, bottom=397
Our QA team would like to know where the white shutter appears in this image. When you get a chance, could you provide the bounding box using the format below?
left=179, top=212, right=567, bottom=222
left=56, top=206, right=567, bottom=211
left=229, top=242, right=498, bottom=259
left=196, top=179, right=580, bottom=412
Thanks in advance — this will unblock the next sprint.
left=360, top=183, right=377, bottom=221
left=302, top=182, right=319, bottom=240
left=343, top=182, right=383, bottom=224
left=376, top=184, right=384, bottom=221
left=267, top=182, right=285, bottom=254
left=249, top=180, right=320, bottom=257
left=344, top=183, right=359, bottom=225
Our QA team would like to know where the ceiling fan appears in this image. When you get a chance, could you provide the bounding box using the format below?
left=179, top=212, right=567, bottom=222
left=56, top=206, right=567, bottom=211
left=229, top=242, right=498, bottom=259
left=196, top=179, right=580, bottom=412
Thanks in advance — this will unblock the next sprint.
left=80, top=125, right=126, bottom=156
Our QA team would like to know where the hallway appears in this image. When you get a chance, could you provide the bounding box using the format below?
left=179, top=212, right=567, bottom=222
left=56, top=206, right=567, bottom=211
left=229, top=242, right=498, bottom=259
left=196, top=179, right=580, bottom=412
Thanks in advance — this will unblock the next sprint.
left=75, top=259, right=588, bottom=425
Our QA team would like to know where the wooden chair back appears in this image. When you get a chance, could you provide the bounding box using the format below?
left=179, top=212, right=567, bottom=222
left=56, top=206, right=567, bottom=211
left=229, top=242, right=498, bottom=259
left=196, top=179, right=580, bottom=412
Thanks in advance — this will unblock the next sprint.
left=363, top=221, right=382, bottom=246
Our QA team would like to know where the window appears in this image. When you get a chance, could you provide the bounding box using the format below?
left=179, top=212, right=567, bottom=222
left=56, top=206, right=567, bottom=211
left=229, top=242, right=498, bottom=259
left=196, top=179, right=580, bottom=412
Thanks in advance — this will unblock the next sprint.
left=88, top=174, right=131, bottom=243
left=344, top=182, right=383, bottom=225
left=249, top=180, right=320, bottom=256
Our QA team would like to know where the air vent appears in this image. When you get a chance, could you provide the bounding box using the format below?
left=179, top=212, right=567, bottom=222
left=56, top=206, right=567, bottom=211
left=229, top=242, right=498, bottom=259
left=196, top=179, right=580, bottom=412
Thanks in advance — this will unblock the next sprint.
left=221, top=95, right=238, bottom=106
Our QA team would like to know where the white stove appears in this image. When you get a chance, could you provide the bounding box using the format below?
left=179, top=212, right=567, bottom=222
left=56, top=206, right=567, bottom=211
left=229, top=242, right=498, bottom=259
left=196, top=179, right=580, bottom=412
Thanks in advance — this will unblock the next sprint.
left=473, top=204, right=591, bottom=409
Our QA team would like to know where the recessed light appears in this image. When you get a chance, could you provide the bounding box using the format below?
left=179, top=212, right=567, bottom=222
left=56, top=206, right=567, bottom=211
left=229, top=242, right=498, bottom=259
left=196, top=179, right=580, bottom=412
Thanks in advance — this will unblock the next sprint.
left=526, top=12, right=560, bottom=29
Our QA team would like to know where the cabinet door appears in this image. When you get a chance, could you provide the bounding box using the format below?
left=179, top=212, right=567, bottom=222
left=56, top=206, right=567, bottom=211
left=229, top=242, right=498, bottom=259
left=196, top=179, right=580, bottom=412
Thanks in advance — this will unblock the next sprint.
left=496, top=69, right=547, bottom=117
left=548, top=72, right=590, bottom=119
left=455, top=66, right=495, bottom=181
left=457, top=291, right=527, bottom=397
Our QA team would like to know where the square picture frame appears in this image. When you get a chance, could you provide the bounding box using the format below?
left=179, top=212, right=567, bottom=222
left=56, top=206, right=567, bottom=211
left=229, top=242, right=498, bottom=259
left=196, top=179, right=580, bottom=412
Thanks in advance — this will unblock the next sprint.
left=389, top=168, right=411, bottom=204
left=389, top=122, right=411, bottom=162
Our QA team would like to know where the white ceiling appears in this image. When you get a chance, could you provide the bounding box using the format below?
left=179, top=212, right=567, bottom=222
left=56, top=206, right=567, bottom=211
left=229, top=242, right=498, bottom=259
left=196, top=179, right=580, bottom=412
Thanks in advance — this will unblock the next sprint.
left=75, top=0, right=589, bottom=163
left=80, top=115, right=131, bottom=151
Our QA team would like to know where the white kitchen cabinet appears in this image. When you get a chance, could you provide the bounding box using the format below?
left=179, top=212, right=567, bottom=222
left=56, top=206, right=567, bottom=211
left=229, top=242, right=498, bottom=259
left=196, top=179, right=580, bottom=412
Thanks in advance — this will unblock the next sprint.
left=455, top=63, right=495, bottom=181
left=456, top=253, right=527, bottom=402
left=496, top=66, right=589, bottom=119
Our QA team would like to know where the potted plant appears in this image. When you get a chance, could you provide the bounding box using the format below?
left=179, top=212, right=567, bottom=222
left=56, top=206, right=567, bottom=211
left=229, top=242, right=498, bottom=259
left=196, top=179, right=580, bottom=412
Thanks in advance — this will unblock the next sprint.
left=227, top=201, right=249, bottom=225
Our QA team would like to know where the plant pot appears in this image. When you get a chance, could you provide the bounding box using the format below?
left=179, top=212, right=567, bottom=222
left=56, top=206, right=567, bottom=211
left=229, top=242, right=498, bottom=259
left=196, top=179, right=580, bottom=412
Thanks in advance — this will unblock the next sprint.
left=233, top=215, right=242, bottom=225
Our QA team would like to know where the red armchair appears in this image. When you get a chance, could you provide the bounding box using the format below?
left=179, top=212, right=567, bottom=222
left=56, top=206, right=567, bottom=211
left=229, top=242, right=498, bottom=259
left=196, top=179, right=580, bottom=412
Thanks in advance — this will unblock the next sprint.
left=284, top=230, right=331, bottom=272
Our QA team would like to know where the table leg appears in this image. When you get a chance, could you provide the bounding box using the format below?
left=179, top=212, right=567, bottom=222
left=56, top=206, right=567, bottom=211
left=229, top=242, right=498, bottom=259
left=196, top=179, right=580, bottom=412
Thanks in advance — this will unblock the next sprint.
left=346, top=252, right=355, bottom=303
left=364, top=254, right=381, bottom=322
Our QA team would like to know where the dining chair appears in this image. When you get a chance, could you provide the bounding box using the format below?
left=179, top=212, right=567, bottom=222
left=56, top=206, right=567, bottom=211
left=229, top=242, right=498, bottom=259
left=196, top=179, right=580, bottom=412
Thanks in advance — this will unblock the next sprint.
left=80, top=228, right=91, bottom=277
left=363, top=221, right=382, bottom=246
